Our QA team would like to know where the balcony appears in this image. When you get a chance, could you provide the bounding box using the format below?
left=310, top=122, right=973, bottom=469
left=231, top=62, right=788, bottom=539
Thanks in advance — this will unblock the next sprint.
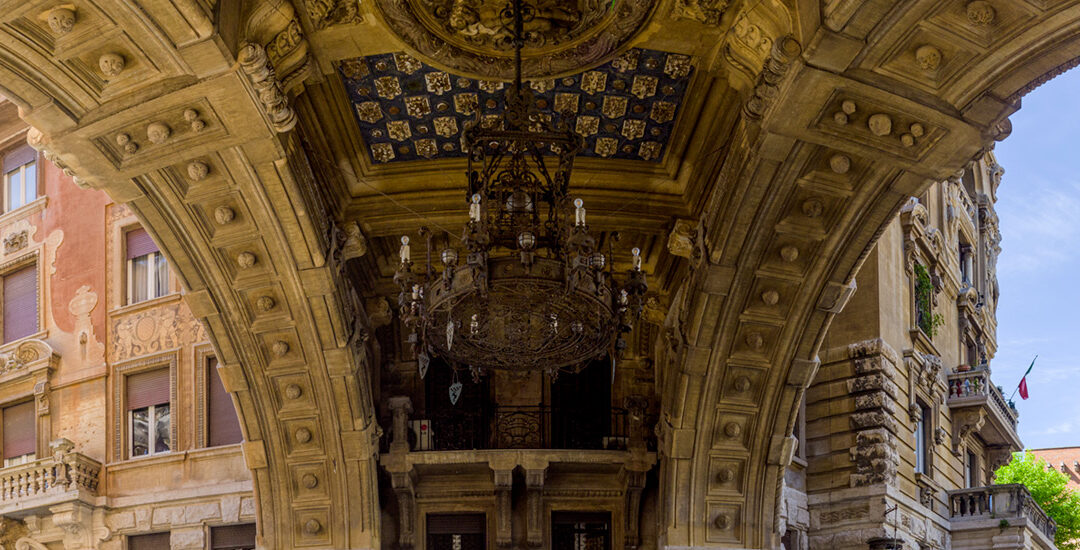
left=419, top=405, right=632, bottom=452
left=947, top=367, right=1022, bottom=450
left=0, top=438, right=100, bottom=517
left=950, top=484, right=1056, bottom=550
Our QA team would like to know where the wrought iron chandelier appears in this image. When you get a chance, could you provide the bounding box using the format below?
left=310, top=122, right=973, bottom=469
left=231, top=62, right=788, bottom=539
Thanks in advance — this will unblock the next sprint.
left=393, top=0, right=647, bottom=382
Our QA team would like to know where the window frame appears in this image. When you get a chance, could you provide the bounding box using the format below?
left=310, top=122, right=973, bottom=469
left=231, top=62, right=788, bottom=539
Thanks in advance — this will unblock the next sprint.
left=0, top=398, right=37, bottom=467
left=1, top=145, right=40, bottom=214
left=0, top=255, right=40, bottom=345
left=966, top=449, right=979, bottom=488
left=914, top=401, right=932, bottom=475
left=125, top=251, right=169, bottom=305
left=112, top=352, right=179, bottom=461
left=128, top=402, right=170, bottom=458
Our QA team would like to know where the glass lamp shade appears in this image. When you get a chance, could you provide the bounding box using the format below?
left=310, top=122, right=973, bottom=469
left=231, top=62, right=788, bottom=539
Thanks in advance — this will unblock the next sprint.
left=441, top=248, right=458, bottom=266
left=591, top=253, right=606, bottom=269
left=518, top=231, right=537, bottom=250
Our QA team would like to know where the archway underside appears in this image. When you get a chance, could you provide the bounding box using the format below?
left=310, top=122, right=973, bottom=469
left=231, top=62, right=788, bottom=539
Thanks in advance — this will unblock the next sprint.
left=1, top=0, right=1078, bottom=547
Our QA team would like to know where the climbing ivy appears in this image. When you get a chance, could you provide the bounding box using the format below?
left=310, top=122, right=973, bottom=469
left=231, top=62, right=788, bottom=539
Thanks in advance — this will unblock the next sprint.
left=914, top=263, right=938, bottom=336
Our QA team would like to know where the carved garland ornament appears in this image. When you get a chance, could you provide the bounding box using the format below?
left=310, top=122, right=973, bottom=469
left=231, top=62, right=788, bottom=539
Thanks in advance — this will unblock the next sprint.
left=373, top=0, right=659, bottom=79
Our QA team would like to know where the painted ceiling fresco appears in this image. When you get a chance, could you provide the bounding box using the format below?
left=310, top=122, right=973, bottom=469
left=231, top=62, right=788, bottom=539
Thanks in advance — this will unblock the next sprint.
left=339, top=48, right=694, bottom=164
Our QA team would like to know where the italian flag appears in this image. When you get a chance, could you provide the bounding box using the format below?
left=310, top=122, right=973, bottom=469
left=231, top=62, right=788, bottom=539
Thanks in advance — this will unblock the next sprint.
left=1018, top=356, right=1037, bottom=400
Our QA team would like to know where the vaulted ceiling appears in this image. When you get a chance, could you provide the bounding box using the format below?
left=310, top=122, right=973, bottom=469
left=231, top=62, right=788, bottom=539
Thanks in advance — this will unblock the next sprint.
left=3, top=0, right=1080, bottom=548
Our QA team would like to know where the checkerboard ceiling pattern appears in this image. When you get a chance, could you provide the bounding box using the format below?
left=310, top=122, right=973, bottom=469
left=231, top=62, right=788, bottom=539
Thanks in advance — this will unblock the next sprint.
left=339, top=48, right=693, bottom=164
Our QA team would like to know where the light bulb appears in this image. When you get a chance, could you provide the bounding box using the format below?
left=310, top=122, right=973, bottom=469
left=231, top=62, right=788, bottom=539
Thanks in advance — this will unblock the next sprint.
left=399, top=235, right=411, bottom=264
left=469, top=194, right=482, bottom=222
left=632, top=247, right=642, bottom=271
left=574, top=198, right=586, bottom=226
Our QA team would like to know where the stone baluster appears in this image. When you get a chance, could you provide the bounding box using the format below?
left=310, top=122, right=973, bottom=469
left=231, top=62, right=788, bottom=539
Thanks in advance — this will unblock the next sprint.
left=387, top=396, right=413, bottom=454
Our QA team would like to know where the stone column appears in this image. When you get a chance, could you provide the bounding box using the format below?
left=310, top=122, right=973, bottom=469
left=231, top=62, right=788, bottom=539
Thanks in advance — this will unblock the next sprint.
left=387, top=396, right=413, bottom=454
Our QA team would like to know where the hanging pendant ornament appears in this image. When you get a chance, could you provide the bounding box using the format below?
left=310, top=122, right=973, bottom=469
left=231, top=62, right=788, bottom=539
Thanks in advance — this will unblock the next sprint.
left=418, top=352, right=430, bottom=379
left=446, top=318, right=455, bottom=351
left=449, top=380, right=463, bottom=405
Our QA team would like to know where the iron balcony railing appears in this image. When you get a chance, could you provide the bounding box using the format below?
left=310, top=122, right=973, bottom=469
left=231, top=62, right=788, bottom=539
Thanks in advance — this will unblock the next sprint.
left=428, top=405, right=629, bottom=451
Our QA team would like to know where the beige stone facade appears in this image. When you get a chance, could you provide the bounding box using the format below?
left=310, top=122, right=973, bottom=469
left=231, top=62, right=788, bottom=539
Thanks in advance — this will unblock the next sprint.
left=0, top=0, right=1075, bottom=548
left=0, top=99, right=254, bottom=549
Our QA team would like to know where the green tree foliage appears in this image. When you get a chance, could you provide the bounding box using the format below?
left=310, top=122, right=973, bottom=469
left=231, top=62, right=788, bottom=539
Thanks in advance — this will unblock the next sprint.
left=995, top=451, right=1080, bottom=549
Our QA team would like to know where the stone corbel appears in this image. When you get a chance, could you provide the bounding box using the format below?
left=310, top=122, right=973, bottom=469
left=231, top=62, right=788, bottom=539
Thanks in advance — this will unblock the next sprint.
left=492, top=467, right=513, bottom=549
left=242, top=0, right=311, bottom=91
left=237, top=42, right=298, bottom=133
left=49, top=500, right=97, bottom=549
left=952, top=409, right=986, bottom=457
left=816, top=279, right=857, bottom=314
left=623, top=468, right=647, bottom=550
left=524, top=466, right=547, bottom=549
left=987, top=445, right=1013, bottom=480
left=666, top=218, right=705, bottom=266
left=915, top=472, right=940, bottom=508
left=390, top=470, right=417, bottom=550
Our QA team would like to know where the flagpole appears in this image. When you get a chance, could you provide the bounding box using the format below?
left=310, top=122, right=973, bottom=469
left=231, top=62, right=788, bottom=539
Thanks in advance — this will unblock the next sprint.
left=1008, top=355, right=1038, bottom=402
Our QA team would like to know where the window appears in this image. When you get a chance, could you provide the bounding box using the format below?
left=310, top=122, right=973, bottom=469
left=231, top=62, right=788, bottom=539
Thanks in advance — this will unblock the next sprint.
left=127, top=368, right=171, bottom=457
left=211, top=524, right=256, bottom=550
left=3, top=264, right=37, bottom=343
left=966, top=450, right=979, bottom=488
left=427, top=513, right=485, bottom=550
left=127, top=532, right=170, bottom=550
left=207, top=357, right=243, bottom=447
left=959, top=243, right=973, bottom=286
left=915, top=403, right=931, bottom=474
left=552, top=511, right=611, bottom=550
left=126, top=228, right=169, bottom=304
left=2, top=401, right=35, bottom=467
left=2, top=145, right=37, bottom=212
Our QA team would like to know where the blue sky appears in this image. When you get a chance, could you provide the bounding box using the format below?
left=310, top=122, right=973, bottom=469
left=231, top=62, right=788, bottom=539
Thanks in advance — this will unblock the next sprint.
left=988, top=68, right=1080, bottom=450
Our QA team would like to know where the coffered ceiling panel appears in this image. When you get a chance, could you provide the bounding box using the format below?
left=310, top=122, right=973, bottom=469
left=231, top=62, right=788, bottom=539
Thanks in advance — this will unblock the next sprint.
left=338, top=48, right=694, bottom=164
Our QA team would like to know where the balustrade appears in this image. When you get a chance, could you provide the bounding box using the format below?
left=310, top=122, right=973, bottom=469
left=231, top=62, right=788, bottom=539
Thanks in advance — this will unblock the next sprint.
left=949, top=484, right=1056, bottom=542
left=0, top=438, right=100, bottom=514
left=947, top=367, right=1018, bottom=429
left=389, top=396, right=637, bottom=452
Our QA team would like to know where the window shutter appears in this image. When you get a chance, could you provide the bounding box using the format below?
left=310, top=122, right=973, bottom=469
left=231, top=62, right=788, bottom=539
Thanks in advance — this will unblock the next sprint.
left=126, top=228, right=159, bottom=260
left=2, top=401, right=35, bottom=459
left=211, top=524, right=257, bottom=549
left=128, top=532, right=171, bottom=550
left=2, top=145, right=35, bottom=174
left=208, top=358, right=243, bottom=446
left=127, top=368, right=170, bottom=411
left=3, top=264, right=37, bottom=343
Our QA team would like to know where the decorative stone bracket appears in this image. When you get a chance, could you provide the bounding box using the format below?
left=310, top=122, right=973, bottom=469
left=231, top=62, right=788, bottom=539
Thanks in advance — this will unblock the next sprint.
left=951, top=408, right=986, bottom=457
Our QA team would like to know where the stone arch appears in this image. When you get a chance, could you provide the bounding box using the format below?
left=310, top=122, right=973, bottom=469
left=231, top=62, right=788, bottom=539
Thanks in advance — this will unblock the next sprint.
left=0, top=3, right=378, bottom=549
left=661, top=1, right=1080, bottom=548
left=0, top=1, right=1080, bottom=548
